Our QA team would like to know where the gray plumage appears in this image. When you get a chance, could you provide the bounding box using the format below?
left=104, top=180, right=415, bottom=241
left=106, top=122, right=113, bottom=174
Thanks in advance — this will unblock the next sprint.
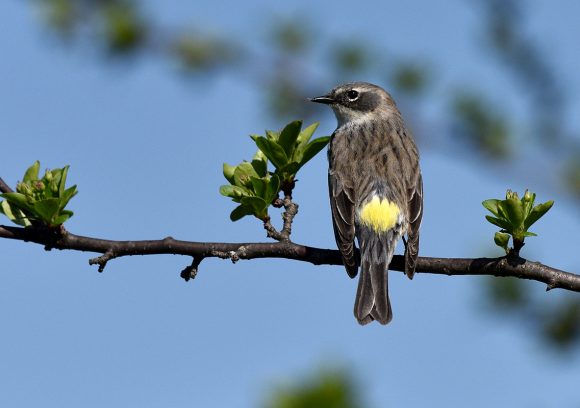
left=310, top=82, right=423, bottom=325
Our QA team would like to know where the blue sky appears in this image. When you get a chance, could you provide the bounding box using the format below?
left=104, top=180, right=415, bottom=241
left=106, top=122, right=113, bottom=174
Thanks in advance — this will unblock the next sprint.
left=1, top=1, right=580, bottom=407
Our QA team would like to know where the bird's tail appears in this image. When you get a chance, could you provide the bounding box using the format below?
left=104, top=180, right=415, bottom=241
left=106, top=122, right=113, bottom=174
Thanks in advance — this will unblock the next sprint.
left=354, top=233, right=395, bottom=325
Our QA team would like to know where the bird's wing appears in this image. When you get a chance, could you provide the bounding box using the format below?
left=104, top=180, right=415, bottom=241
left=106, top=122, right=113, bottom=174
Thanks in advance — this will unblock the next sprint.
left=405, top=171, right=423, bottom=279
left=328, top=147, right=358, bottom=278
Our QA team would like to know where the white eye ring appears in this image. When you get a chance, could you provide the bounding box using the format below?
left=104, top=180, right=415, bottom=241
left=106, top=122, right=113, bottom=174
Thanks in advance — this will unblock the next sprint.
left=347, top=90, right=359, bottom=101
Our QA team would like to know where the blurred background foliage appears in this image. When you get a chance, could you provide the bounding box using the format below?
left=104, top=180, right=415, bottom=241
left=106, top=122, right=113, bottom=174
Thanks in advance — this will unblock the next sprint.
left=263, top=368, right=363, bottom=408
left=27, top=0, right=580, bottom=402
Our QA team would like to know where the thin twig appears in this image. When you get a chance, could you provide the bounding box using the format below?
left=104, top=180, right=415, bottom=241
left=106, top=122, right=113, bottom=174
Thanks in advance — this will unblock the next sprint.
left=280, top=195, right=298, bottom=241
left=263, top=195, right=299, bottom=242
left=180, top=256, right=203, bottom=281
left=0, top=177, right=14, bottom=193
left=263, top=216, right=284, bottom=241
left=89, top=249, right=116, bottom=272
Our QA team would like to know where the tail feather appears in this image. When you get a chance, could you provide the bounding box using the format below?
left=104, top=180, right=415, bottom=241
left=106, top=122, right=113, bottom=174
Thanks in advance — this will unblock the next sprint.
left=354, top=260, right=392, bottom=325
left=354, top=260, right=374, bottom=324
left=354, top=227, right=399, bottom=325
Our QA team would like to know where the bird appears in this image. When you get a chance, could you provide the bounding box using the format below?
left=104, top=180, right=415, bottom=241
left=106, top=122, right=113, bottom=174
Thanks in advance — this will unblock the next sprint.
left=310, top=82, right=423, bottom=325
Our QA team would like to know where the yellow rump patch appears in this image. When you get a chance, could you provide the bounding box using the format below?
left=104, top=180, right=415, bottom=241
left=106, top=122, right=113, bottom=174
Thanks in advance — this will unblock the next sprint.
left=359, top=196, right=400, bottom=232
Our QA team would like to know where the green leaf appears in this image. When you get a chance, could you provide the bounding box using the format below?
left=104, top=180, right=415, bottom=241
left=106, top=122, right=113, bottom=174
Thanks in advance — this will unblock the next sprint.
left=1, top=192, right=34, bottom=213
left=498, top=198, right=524, bottom=228
left=494, top=232, right=510, bottom=251
left=299, top=136, right=331, bottom=167
left=277, top=120, right=302, bottom=157
left=32, top=198, right=61, bottom=224
left=0, top=200, right=9, bottom=216
left=253, top=137, right=288, bottom=169
left=219, top=185, right=235, bottom=197
left=266, top=174, right=280, bottom=202
left=1, top=162, right=77, bottom=227
left=230, top=204, right=253, bottom=221
left=277, top=162, right=301, bottom=176
left=485, top=215, right=513, bottom=231
left=524, top=200, right=554, bottom=230
left=233, top=162, right=258, bottom=187
left=0, top=201, right=31, bottom=226
left=219, top=185, right=251, bottom=202
left=23, top=161, right=40, bottom=183
left=482, top=199, right=501, bottom=217
left=522, top=190, right=536, bottom=217
left=223, top=163, right=236, bottom=184
left=54, top=211, right=74, bottom=225
left=252, top=148, right=267, bottom=162
left=250, top=177, right=267, bottom=198
left=293, top=122, right=321, bottom=162
left=58, top=185, right=78, bottom=211
left=265, top=130, right=279, bottom=141
left=251, top=158, right=267, bottom=178
left=241, top=196, right=268, bottom=218
left=252, top=136, right=273, bottom=161
left=58, top=165, right=70, bottom=196
left=265, top=140, right=290, bottom=169
left=296, top=122, right=319, bottom=146
left=523, top=231, right=538, bottom=237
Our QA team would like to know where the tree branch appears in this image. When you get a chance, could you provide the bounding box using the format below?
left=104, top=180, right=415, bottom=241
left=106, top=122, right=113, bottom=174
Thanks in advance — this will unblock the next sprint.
left=280, top=195, right=299, bottom=239
left=263, top=195, right=299, bottom=242
left=1, top=224, right=579, bottom=292
left=0, top=177, right=14, bottom=193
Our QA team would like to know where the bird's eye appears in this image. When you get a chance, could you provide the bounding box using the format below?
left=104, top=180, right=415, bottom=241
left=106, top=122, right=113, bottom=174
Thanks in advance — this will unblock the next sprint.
left=346, top=90, right=359, bottom=100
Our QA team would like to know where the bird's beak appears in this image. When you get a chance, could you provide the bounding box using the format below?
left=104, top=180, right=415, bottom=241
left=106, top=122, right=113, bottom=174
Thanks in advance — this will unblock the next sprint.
left=308, top=94, right=334, bottom=104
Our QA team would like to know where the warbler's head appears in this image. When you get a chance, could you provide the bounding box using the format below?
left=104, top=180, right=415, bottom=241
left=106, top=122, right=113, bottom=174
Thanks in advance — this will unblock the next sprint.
left=309, top=82, right=399, bottom=127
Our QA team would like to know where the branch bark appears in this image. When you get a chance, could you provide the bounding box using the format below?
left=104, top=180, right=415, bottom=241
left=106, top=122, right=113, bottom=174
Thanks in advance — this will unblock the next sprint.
left=263, top=195, right=299, bottom=242
left=1, top=224, right=579, bottom=292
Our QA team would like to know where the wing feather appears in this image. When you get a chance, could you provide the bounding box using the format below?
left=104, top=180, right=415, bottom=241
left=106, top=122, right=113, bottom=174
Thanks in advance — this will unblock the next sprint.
left=329, top=172, right=358, bottom=278
left=405, top=171, right=423, bottom=279
left=328, top=133, right=358, bottom=278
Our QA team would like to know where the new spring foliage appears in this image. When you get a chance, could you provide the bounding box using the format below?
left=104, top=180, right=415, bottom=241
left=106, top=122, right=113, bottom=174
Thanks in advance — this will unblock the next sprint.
left=220, top=121, right=330, bottom=221
left=483, top=189, right=553, bottom=254
left=0, top=161, right=78, bottom=227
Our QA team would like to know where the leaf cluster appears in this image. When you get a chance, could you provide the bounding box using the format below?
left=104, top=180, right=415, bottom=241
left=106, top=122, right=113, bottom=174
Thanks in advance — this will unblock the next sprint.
left=264, top=369, right=362, bottom=408
left=483, top=189, right=553, bottom=254
left=220, top=121, right=330, bottom=221
left=0, top=161, right=78, bottom=227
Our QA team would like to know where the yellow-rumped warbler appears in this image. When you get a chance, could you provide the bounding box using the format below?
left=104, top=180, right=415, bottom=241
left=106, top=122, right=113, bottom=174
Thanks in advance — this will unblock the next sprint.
left=310, top=82, right=423, bottom=325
